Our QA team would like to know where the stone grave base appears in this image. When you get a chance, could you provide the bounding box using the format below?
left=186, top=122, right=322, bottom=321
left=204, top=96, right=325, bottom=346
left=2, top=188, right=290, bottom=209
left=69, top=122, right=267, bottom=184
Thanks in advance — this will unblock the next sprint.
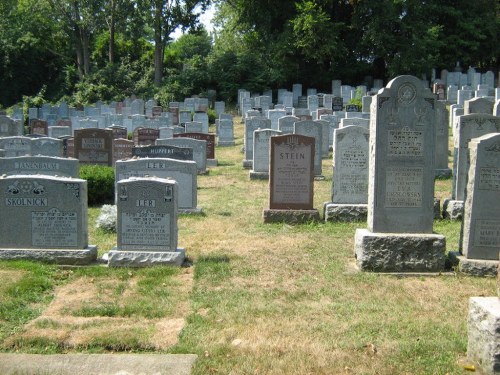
left=323, top=203, right=367, bottom=222
left=217, top=140, right=235, bottom=147
left=0, top=246, right=98, bottom=265
left=468, top=297, right=500, bottom=375
left=435, top=168, right=452, bottom=179
left=207, top=159, right=218, bottom=167
left=442, top=198, right=464, bottom=220
left=263, top=209, right=320, bottom=224
left=354, top=229, right=446, bottom=272
left=107, top=248, right=186, bottom=267
left=179, top=207, right=203, bottom=215
left=242, top=160, right=252, bottom=169
left=433, top=198, right=441, bottom=220
left=249, top=171, right=269, bottom=180
left=457, top=256, right=498, bottom=277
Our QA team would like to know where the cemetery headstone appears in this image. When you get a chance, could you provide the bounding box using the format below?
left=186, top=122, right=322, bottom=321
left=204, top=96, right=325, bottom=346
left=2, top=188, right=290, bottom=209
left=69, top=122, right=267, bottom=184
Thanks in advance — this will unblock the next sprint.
left=250, top=129, right=281, bottom=180
left=174, top=132, right=216, bottom=166
left=112, top=138, right=134, bottom=165
left=293, top=120, right=323, bottom=176
left=133, top=127, right=159, bottom=146
left=243, top=117, right=271, bottom=168
left=0, top=174, right=97, bottom=264
left=278, top=115, right=299, bottom=135
left=31, top=119, right=48, bottom=136
left=73, top=128, right=113, bottom=166
left=157, top=137, right=207, bottom=173
left=0, top=156, right=79, bottom=177
left=354, top=75, right=446, bottom=272
left=464, top=97, right=495, bottom=115
left=31, top=137, right=64, bottom=157
left=107, top=176, right=185, bottom=267
left=217, top=119, right=235, bottom=146
left=0, top=136, right=32, bottom=157
left=0, top=115, right=22, bottom=136
left=434, top=101, right=452, bottom=178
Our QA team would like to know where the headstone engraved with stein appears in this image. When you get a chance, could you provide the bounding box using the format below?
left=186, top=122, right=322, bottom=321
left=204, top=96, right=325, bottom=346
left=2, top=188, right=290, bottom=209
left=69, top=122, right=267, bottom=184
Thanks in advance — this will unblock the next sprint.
left=263, top=134, right=320, bottom=223
left=354, top=75, right=446, bottom=272
left=324, top=125, right=369, bottom=222
left=107, top=177, right=185, bottom=267
left=0, top=175, right=97, bottom=264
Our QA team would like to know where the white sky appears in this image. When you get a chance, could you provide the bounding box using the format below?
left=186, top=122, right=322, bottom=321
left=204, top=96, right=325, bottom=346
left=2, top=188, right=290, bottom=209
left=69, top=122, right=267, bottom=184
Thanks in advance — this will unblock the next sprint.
left=171, top=4, right=215, bottom=40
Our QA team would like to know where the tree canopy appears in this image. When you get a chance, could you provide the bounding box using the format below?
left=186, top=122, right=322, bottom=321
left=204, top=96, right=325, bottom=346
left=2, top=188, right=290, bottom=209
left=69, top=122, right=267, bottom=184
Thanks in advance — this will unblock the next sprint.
left=0, top=0, right=498, bottom=108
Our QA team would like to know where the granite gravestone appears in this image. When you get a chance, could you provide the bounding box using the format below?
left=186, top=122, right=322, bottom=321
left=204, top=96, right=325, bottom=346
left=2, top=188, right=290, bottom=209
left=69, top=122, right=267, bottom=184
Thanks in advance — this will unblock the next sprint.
left=278, top=116, right=299, bottom=135
left=464, top=98, right=495, bottom=115
left=193, top=112, right=209, bottom=133
left=133, top=127, right=159, bottom=146
left=108, top=125, right=128, bottom=140
left=115, top=158, right=199, bottom=213
left=107, top=177, right=185, bottom=267
left=244, top=117, right=271, bottom=169
left=0, top=136, right=32, bottom=157
left=157, top=137, right=207, bottom=173
left=455, top=133, right=500, bottom=276
left=74, top=128, right=113, bottom=166
left=48, top=126, right=71, bottom=139
left=112, top=138, right=134, bottom=165
left=0, top=174, right=97, bottom=264
left=293, top=120, right=323, bottom=176
left=184, top=121, right=203, bottom=134
left=31, top=137, right=64, bottom=157
left=31, top=119, right=48, bottom=136
left=250, top=129, right=281, bottom=180
left=174, top=132, right=216, bottom=164
left=0, top=115, right=22, bottom=136
left=132, top=144, right=193, bottom=162
left=217, top=119, right=235, bottom=146
left=324, top=125, right=369, bottom=222
left=434, top=101, right=452, bottom=178
left=263, top=134, right=319, bottom=223
left=0, top=156, right=79, bottom=177
left=354, top=75, right=446, bottom=272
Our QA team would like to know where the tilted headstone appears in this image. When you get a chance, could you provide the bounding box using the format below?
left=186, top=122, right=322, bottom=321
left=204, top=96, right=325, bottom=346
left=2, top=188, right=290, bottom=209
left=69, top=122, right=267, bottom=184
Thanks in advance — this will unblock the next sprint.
left=115, top=158, right=199, bottom=212
left=73, top=128, right=113, bottom=166
left=31, top=137, right=64, bottom=157
left=354, top=75, right=446, bottom=272
left=0, top=174, right=97, bottom=264
left=0, top=156, right=79, bottom=177
left=0, top=136, right=32, bottom=157
left=461, top=133, right=500, bottom=264
left=108, top=176, right=185, bottom=267
left=293, top=120, right=323, bottom=176
left=250, top=129, right=281, bottom=179
left=263, top=134, right=319, bottom=223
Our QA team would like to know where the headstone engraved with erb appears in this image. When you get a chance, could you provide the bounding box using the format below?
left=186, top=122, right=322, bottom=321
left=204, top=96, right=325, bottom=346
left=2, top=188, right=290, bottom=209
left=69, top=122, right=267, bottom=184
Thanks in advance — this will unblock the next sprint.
left=354, top=75, right=446, bottom=272
left=263, top=134, right=319, bottom=223
left=0, top=175, right=97, bottom=264
left=107, top=177, right=185, bottom=267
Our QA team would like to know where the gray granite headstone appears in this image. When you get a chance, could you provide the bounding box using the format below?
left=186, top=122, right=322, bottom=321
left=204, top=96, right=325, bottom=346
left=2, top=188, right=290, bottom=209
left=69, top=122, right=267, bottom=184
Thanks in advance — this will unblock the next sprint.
left=184, top=121, right=203, bottom=134
left=293, top=120, right=323, bottom=176
left=193, top=112, right=209, bottom=133
left=434, top=101, right=452, bottom=178
left=464, top=97, right=495, bottom=115
left=31, top=137, right=64, bottom=157
left=278, top=115, right=299, bottom=135
left=115, top=158, right=199, bottom=212
left=0, top=136, right=32, bottom=157
left=108, top=176, right=185, bottom=267
left=250, top=129, right=281, bottom=179
left=267, top=109, right=286, bottom=130
left=0, top=116, right=22, bottom=136
left=244, top=117, right=271, bottom=168
left=217, top=119, right=235, bottom=146
left=0, top=174, right=96, bottom=264
left=0, top=156, right=79, bottom=177
left=156, top=137, right=206, bottom=173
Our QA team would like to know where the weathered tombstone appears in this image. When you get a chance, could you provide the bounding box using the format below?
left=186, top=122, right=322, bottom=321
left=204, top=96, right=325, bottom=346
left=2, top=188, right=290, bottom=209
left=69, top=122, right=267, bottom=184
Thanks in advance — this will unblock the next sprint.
left=243, top=117, right=271, bottom=168
left=340, top=117, right=370, bottom=129
left=434, top=101, right=452, bottom=178
left=107, top=176, right=185, bottom=267
left=159, top=126, right=174, bottom=139
left=174, top=132, right=216, bottom=166
left=73, top=128, right=113, bottom=166
left=267, top=109, right=286, bottom=130
left=107, top=125, right=128, bottom=140
left=324, top=126, right=369, bottom=222
left=0, top=136, right=32, bottom=157
left=31, top=119, right=48, bottom=136
left=278, top=115, right=299, bottom=135
left=307, top=95, right=319, bottom=112
left=130, top=99, right=144, bottom=115
left=320, top=114, right=339, bottom=148
left=0, top=115, right=22, bottom=136
left=0, top=174, right=97, bottom=264
left=292, top=84, right=302, bottom=107
left=315, top=119, right=330, bottom=158
left=133, top=127, right=159, bottom=146
left=457, top=89, right=474, bottom=106
left=157, top=137, right=207, bottom=173
left=184, top=121, right=203, bottom=134
left=354, top=75, right=446, bottom=272
left=76, top=118, right=99, bottom=130
left=0, top=156, right=79, bottom=177
left=115, top=158, right=199, bottom=213
left=48, top=126, right=71, bottom=139
left=447, top=85, right=458, bottom=103
left=179, top=110, right=191, bottom=125
left=263, top=134, right=319, bottom=223
left=217, top=119, right=235, bottom=146
left=332, top=97, right=343, bottom=112
left=31, top=137, right=64, bottom=157
left=293, top=120, right=323, bottom=176
left=112, top=138, right=134, bottom=165
left=444, top=114, right=500, bottom=220
left=214, top=101, right=225, bottom=116
left=292, top=108, right=311, bottom=121
left=193, top=112, right=209, bottom=133
left=250, top=129, right=281, bottom=179
left=464, top=97, right=495, bottom=115
left=456, top=133, right=500, bottom=277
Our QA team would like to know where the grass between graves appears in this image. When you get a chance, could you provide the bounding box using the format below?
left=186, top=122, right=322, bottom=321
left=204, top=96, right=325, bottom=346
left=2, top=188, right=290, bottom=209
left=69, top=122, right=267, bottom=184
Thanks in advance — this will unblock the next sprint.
left=0, top=117, right=496, bottom=374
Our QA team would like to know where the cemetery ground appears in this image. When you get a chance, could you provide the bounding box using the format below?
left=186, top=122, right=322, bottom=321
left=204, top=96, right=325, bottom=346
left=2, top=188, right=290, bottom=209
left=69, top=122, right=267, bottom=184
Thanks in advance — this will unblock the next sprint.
left=0, top=118, right=496, bottom=374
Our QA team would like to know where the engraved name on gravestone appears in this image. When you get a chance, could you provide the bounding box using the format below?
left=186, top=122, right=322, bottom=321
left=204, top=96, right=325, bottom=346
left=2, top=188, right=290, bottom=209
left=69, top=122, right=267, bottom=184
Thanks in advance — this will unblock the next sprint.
left=0, top=175, right=95, bottom=260
left=74, top=128, right=113, bottom=166
left=174, top=132, right=215, bottom=160
left=368, top=75, right=436, bottom=233
left=269, top=134, right=314, bottom=210
left=332, top=125, right=369, bottom=204
left=112, top=138, right=134, bottom=164
left=0, top=156, right=79, bottom=178
left=115, top=158, right=198, bottom=210
left=132, top=144, right=193, bottom=161
left=0, top=136, right=32, bottom=157
left=462, top=133, right=500, bottom=261
left=31, top=119, right=48, bottom=136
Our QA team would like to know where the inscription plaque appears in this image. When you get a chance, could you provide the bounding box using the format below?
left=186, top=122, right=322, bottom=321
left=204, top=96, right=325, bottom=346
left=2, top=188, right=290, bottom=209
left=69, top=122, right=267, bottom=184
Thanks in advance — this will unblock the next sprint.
left=474, top=220, right=500, bottom=247
left=479, top=168, right=500, bottom=191
left=385, top=167, right=423, bottom=208
left=388, top=128, right=423, bottom=157
left=31, top=209, right=77, bottom=247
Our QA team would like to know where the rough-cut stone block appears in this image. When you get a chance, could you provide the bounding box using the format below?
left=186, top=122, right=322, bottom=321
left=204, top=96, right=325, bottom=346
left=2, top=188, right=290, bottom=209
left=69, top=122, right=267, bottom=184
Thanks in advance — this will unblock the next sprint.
left=354, top=229, right=446, bottom=272
left=458, top=256, right=498, bottom=277
left=263, top=209, right=320, bottom=224
left=108, top=248, right=186, bottom=267
left=468, top=297, right=500, bottom=375
left=0, top=246, right=97, bottom=265
left=442, top=199, right=464, bottom=220
left=323, top=203, right=367, bottom=222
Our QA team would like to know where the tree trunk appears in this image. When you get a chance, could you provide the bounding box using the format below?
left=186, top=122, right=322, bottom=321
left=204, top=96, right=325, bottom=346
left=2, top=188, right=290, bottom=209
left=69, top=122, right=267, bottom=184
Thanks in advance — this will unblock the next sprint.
left=153, top=0, right=163, bottom=86
left=109, top=0, right=116, bottom=64
left=81, top=29, right=91, bottom=75
left=74, top=27, right=85, bottom=78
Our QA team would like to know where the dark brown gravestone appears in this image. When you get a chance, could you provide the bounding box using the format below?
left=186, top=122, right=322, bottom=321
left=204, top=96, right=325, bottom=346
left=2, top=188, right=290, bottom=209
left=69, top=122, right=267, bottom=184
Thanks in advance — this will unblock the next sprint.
left=133, top=127, right=160, bottom=146
left=112, top=138, right=134, bottom=164
left=108, top=125, right=128, bottom=140
left=31, top=119, right=48, bottom=136
left=263, top=134, right=319, bottom=223
left=174, top=132, right=216, bottom=161
left=74, top=128, right=113, bottom=166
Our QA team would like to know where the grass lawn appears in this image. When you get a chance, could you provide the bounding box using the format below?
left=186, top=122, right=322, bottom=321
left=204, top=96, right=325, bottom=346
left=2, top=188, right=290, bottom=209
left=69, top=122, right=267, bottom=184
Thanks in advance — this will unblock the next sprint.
left=0, top=117, right=495, bottom=374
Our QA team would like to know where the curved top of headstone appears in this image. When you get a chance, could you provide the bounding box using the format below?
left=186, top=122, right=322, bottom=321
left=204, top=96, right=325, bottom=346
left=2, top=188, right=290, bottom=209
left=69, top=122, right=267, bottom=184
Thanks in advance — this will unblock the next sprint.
left=382, top=75, right=433, bottom=99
